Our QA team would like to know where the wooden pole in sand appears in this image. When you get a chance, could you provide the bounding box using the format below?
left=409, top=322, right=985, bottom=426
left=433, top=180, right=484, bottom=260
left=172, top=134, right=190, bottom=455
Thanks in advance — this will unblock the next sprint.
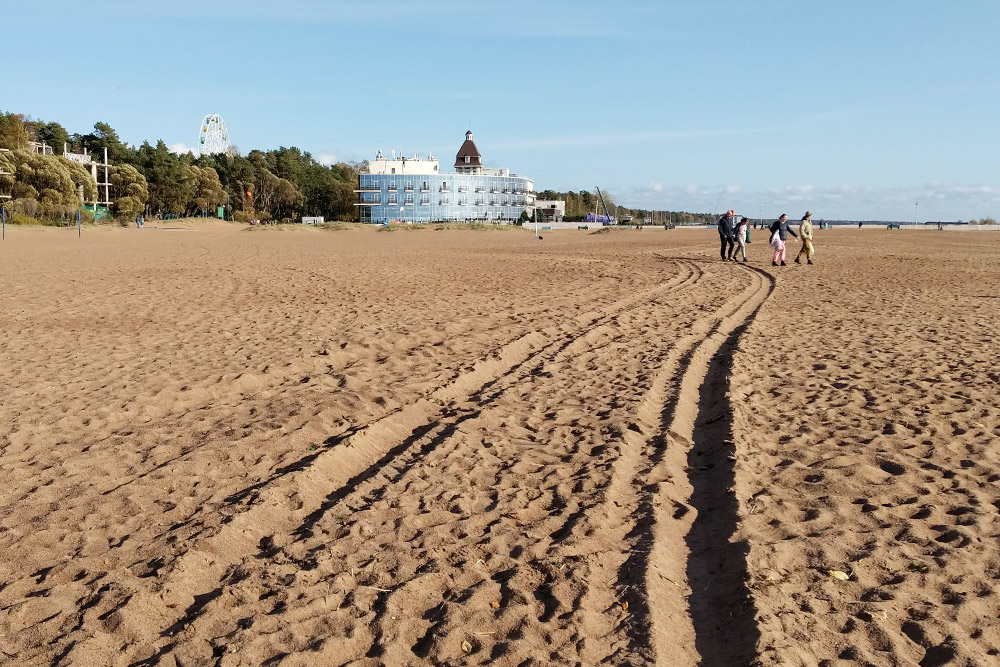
left=77, top=209, right=81, bottom=238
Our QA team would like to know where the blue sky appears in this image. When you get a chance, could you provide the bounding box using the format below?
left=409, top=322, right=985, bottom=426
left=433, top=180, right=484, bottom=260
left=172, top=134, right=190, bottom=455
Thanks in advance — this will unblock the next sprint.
left=6, top=0, right=999, bottom=221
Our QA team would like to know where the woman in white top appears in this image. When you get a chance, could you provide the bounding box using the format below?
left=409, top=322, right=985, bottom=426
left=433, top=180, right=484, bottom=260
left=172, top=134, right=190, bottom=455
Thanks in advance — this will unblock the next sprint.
left=733, top=217, right=750, bottom=262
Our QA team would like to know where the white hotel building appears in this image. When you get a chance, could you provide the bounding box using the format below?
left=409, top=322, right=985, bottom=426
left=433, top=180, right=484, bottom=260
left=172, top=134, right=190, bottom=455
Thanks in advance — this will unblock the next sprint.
left=355, top=131, right=535, bottom=223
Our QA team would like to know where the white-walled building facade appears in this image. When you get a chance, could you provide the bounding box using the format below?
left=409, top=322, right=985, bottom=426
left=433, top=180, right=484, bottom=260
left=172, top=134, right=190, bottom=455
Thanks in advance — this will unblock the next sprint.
left=356, top=131, right=535, bottom=223
left=533, top=200, right=566, bottom=222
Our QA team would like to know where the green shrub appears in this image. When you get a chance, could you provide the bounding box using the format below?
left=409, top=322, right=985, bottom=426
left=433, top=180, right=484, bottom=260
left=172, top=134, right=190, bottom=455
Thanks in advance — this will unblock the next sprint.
left=317, top=222, right=358, bottom=231
left=11, top=211, right=42, bottom=225
left=10, top=197, right=39, bottom=218
left=428, top=222, right=520, bottom=231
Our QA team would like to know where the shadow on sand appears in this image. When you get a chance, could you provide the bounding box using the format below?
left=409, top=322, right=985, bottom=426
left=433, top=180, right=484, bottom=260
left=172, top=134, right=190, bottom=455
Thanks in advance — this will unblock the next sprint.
left=685, top=322, right=761, bottom=666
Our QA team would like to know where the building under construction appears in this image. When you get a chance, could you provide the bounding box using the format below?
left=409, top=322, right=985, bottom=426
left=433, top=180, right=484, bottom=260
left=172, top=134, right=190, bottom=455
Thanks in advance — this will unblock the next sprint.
left=61, top=143, right=112, bottom=213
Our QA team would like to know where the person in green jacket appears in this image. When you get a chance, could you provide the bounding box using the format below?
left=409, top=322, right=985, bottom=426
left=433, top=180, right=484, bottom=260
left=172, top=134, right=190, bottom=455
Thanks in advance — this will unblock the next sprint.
left=794, top=211, right=815, bottom=265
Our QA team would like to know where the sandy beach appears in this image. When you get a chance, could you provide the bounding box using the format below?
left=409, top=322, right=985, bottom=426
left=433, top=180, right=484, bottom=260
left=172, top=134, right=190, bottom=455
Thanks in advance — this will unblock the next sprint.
left=1, top=222, right=998, bottom=666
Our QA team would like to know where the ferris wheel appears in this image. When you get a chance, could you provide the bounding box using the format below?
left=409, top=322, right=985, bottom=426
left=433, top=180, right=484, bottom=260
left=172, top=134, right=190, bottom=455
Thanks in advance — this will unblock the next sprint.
left=198, top=114, right=230, bottom=155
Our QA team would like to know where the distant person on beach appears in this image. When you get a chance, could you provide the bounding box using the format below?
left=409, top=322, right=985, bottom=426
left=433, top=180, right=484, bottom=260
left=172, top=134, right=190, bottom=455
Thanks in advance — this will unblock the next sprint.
left=858, top=220, right=863, bottom=229
left=718, top=209, right=737, bottom=260
left=794, top=211, right=815, bottom=265
left=733, top=217, right=750, bottom=262
left=768, top=214, right=798, bottom=266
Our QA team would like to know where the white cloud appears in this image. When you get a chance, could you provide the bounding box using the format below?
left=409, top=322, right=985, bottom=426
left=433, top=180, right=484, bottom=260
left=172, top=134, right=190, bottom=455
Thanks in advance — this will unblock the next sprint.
left=170, top=142, right=196, bottom=156
left=316, top=152, right=337, bottom=166
left=616, top=183, right=1000, bottom=221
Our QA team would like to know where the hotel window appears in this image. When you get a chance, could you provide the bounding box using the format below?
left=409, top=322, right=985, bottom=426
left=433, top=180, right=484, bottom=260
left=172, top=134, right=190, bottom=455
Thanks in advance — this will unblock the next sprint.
left=388, top=194, right=397, bottom=204
left=464, top=156, right=470, bottom=163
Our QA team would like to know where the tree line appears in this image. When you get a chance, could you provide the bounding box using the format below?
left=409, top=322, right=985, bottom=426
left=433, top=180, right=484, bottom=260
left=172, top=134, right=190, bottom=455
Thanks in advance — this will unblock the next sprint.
left=0, top=110, right=730, bottom=227
left=534, top=188, right=717, bottom=225
left=0, top=111, right=360, bottom=224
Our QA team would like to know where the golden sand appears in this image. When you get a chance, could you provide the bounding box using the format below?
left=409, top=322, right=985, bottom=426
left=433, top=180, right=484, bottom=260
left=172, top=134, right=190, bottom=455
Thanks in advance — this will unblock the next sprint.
left=1, top=222, right=998, bottom=665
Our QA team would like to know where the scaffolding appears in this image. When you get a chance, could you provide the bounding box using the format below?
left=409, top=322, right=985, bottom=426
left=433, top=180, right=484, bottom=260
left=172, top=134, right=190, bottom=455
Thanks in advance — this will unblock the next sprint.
left=28, top=141, right=54, bottom=156
left=62, top=143, right=111, bottom=208
left=0, top=148, right=11, bottom=202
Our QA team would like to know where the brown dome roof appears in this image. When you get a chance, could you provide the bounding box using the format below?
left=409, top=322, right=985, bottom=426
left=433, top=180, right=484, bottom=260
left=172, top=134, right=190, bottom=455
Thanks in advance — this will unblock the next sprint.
left=454, top=130, right=482, bottom=168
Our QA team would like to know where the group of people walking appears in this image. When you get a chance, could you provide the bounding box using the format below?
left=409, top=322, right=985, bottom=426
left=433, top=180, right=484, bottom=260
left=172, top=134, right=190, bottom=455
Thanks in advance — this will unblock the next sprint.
left=717, top=210, right=815, bottom=266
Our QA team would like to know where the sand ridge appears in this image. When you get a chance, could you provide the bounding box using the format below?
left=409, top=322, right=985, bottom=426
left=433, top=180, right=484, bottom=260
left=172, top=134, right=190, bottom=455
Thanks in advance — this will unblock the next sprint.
left=0, top=223, right=998, bottom=665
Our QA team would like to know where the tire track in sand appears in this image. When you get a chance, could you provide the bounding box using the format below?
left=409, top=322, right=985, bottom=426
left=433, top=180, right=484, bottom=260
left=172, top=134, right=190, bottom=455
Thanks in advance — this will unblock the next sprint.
left=622, top=260, right=774, bottom=667
left=59, top=260, right=703, bottom=665
left=230, top=257, right=766, bottom=666
left=470, top=255, right=755, bottom=665
left=138, top=257, right=721, bottom=667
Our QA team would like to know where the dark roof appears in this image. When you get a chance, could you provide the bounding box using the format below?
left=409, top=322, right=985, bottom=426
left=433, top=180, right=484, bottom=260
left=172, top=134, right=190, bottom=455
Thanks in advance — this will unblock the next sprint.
left=454, top=130, right=482, bottom=168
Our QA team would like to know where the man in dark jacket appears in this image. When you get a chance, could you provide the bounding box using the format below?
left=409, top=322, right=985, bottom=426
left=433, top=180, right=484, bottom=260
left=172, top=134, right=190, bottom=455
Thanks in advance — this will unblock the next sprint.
left=768, top=213, right=799, bottom=266
left=718, top=209, right=737, bottom=260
